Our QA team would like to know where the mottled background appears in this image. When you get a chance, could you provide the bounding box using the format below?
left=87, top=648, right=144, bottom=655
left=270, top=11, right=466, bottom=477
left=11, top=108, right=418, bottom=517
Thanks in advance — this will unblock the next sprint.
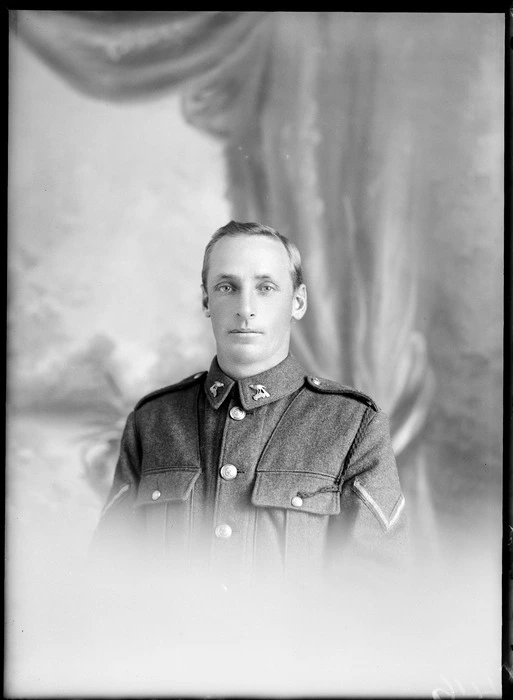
left=7, top=11, right=504, bottom=697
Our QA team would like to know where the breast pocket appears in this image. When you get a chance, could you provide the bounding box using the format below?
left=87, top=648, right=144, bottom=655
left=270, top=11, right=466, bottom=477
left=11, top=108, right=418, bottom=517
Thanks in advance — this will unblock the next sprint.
left=135, top=467, right=200, bottom=506
left=135, top=467, right=201, bottom=561
left=251, top=471, right=340, bottom=515
left=250, top=471, right=340, bottom=575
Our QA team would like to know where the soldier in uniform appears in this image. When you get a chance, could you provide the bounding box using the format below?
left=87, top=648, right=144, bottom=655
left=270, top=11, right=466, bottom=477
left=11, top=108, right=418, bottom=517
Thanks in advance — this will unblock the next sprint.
left=92, top=221, right=409, bottom=588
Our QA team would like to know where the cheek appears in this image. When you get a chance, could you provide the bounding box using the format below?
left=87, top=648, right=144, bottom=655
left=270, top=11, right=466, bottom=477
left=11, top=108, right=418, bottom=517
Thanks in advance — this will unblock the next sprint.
left=209, top=302, right=231, bottom=329
left=269, top=299, right=294, bottom=327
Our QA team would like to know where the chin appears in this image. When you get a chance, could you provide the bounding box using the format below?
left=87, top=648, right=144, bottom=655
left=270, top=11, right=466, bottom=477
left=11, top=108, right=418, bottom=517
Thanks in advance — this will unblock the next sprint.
left=226, top=346, right=264, bottom=363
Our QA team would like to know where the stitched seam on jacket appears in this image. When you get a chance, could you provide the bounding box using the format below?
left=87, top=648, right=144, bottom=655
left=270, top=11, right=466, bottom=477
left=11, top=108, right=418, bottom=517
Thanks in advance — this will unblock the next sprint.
left=283, top=509, right=289, bottom=574
left=191, top=381, right=201, bottom=570
left=339, top=406, right=373, bottom=482
left=352, top=478, right=405, bottom=532
left=133, top=409, right=143, bottom=475
left=194, top=381, right=203, bottom=468
left=187, top=487, right=194, bottom=568
left=100, top=483, right=130, bottom=519
left=211, top=396, right=232, bottom=543
left=251, top=509, right=259, bottom=579
left=164, top=502, right=169, bottom=560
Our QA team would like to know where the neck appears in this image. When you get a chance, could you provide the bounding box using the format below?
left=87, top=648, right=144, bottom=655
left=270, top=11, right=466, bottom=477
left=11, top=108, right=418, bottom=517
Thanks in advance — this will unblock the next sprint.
left=217, top=349, right=289, bottom=380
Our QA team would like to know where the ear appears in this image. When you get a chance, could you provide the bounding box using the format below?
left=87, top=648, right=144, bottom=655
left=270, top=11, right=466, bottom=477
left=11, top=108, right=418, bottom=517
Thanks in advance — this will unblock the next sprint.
left=291, top=284, right=307, bottom=320
left=201, top=285, right=211, bottom=317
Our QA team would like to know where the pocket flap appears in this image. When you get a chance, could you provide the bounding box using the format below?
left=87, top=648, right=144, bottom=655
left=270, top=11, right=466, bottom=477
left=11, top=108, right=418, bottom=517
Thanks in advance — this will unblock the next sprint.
left=251, top=471, right=340, bottom=516
left=135, top=468, right=201, bottom=507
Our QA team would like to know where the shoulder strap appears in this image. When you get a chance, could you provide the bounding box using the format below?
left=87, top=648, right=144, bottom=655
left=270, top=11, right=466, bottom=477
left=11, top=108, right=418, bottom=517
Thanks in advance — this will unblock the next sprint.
left=305, top=375, right=379, bottom=411
left=135, top=371, right=207, bottom=410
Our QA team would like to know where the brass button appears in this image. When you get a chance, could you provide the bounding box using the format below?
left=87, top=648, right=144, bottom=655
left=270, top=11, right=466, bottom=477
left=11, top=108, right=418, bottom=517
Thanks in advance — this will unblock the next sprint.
left=220, top=464, right=238, bottom=480
left=229, top=406, right=246, bottom=421
left=151, top=490, right=161, bottom=501
left=215, top=524, right=232, bottom=539
left=311, top=377, right=321, bottom=386
left=291, top=496, right=303, bottom=508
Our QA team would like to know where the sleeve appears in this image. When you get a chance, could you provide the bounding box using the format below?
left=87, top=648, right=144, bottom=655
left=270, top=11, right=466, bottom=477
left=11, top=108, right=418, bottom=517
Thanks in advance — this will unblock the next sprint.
left=333, top=408, right=412, bottom=575
left=89, top=411, right=145, bottom=567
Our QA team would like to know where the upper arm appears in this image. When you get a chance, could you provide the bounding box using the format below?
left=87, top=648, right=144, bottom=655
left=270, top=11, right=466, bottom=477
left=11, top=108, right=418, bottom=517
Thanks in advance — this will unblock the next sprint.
left=335, top=409, right=411, bottom=569
left=91, top=411, right=145, bottom=563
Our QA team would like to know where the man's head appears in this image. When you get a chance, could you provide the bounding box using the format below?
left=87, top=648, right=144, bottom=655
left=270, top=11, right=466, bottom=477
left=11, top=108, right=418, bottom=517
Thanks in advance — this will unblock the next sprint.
left=201, top=221, right=303, bottom=292
left=201, top=221, right=307, bottom=378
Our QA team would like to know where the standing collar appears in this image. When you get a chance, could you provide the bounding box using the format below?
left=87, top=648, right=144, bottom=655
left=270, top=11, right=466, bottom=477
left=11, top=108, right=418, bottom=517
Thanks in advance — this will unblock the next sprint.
left=205, top=353, right=306, bottom=411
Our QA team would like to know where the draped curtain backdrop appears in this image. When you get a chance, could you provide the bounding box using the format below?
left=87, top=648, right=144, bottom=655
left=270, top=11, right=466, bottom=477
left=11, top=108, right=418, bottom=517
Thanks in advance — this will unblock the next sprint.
left=11, top=11, right=504, bottom=553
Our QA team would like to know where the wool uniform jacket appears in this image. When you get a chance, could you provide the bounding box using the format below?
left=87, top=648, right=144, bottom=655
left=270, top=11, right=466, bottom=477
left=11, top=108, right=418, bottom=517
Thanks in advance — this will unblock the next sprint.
left=92, top=353, right=409, bottom=584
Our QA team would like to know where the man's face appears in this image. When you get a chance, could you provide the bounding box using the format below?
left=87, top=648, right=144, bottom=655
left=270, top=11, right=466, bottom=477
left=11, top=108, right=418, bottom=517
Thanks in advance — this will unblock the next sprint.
left=203, top=235, right=307, bottom=376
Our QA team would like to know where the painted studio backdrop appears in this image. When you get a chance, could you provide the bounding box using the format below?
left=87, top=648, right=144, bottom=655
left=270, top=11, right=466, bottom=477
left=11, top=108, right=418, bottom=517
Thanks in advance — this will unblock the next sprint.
left=8, top=10, right=504, bottom=696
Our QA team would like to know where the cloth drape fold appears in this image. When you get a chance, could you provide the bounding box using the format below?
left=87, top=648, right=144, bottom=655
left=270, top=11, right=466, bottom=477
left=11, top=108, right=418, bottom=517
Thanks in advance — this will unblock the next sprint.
left=13, top=10, right=439, bottom=457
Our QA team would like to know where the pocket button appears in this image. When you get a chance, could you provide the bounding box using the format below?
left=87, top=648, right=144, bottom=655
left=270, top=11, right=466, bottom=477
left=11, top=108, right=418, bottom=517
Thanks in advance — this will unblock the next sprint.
left=291, top=496, right=303, bottom=508
left=215, top=524, right=232, bottom=539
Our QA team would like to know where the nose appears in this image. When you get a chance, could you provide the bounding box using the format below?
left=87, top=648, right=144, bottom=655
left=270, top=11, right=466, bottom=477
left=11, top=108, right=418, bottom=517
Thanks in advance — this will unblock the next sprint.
left=236, top=289, right=255, bottom=321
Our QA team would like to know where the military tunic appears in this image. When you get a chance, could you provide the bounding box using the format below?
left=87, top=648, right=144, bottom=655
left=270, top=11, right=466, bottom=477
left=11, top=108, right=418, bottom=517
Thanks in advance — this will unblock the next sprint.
left=93, top=353, right=409, bottom=584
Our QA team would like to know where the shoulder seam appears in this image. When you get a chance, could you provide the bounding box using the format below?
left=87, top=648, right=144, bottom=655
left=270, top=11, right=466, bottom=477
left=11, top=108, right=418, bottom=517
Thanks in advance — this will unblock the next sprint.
left=134, top=371, right=206, bottom=410
left=341, top=406, right=375, bottom=478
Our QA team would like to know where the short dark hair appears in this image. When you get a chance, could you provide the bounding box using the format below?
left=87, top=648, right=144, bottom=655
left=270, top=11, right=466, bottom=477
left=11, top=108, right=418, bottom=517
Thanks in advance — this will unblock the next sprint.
left=201, top=221, right=303, bottom=290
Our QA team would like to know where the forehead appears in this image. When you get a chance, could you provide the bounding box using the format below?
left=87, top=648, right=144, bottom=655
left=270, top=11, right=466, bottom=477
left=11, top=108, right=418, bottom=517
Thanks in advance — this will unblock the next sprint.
left=207, top=235, right=290, bottom=280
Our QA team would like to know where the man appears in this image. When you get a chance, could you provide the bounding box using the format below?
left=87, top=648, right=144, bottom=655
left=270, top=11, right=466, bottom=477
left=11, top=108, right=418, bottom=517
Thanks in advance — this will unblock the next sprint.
left=93, top=221, right=409, bottom=586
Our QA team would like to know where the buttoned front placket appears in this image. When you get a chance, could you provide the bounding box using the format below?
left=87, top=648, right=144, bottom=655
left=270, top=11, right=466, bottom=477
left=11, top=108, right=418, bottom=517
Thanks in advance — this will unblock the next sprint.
left=193, top=354, right=307, bottom=581
left=210, top=392, right=268, bottom=577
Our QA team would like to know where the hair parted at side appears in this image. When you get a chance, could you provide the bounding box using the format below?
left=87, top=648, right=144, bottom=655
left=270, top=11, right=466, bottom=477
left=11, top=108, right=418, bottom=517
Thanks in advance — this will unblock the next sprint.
left=201, top=220, right=304, bottom=290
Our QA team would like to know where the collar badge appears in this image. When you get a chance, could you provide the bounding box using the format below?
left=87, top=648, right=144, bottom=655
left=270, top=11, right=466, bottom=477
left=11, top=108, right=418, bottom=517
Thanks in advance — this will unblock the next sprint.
left=209, top=381, right=224, bottom=397
left=249, top=384, right=270, bottom=401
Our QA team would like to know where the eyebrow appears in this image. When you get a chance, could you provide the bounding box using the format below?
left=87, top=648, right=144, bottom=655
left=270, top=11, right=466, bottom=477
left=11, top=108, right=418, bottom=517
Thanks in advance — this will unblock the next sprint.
left=212, top=274, right=277, bottom=283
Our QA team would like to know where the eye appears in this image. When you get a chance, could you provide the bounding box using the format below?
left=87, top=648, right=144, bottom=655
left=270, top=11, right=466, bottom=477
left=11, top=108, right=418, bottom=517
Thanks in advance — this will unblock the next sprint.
left=216, top=284, right=234, bottom=293
left=259, top=284, right=276, bottom=293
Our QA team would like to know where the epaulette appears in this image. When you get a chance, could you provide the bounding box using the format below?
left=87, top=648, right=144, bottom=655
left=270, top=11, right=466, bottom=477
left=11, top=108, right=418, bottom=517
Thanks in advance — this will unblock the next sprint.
left=305, top=375, right=379, bottom=411
left=134, top=371, right=207, bottom=410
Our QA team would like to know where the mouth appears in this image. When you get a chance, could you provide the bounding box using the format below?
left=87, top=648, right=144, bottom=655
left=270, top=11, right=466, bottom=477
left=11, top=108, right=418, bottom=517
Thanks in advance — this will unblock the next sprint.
left=229, top=329, right=263, bottom=334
